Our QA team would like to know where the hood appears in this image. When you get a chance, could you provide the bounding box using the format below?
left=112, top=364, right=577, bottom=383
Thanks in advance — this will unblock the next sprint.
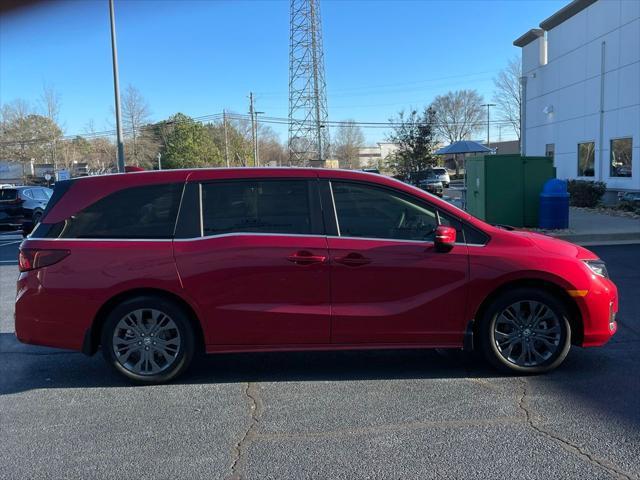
left=505, top=230, right=598, bottom=260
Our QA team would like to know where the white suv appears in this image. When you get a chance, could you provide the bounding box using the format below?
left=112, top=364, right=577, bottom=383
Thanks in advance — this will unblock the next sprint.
left=431, top=167, right=450, bottom=188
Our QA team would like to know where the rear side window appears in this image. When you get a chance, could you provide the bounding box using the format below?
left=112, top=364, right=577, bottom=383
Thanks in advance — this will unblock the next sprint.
left=0, top=189, right=17, bottom=201
left=201, top=180, right=313, bottom=236
left=44, top=183, right=183, bottom=239
left=32, top=189, right=48, bottom=201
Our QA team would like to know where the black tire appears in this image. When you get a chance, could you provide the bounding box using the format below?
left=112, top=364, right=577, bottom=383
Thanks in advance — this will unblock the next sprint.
left=478, top=288, right=571, bottom=374
left=32, top=210, right=43, bottom=224
left=101, top=295, right=195, bottom=384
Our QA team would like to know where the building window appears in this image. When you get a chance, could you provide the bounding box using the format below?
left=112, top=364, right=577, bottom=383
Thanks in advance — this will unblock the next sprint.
left=610, top=138, right=632, bottom=177
left=545, top=144, right=555, bottom=159
left=577, top=142, right=595, bottom=177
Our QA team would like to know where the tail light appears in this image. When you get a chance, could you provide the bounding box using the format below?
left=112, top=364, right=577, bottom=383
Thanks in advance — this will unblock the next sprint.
left=18, top=248, right=70, bottom=272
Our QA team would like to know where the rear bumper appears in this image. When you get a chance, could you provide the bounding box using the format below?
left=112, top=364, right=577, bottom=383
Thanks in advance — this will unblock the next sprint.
left=15, top=273, right=89, bottom=352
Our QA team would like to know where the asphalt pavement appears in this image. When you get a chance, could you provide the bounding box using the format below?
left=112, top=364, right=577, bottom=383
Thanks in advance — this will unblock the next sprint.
left=1, top=241, right=639, bottom=479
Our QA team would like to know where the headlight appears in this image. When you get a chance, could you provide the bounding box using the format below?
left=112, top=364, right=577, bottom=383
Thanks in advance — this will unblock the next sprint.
left=583, top=260, right=609, bottom=278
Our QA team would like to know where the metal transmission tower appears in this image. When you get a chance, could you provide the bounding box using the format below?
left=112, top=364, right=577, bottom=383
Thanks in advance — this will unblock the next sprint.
left=288, top=0, right=329, bottom=167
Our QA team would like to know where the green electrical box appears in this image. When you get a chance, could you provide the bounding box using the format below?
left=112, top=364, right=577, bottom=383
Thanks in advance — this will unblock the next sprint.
left=465, top=154, right=555, bottom=227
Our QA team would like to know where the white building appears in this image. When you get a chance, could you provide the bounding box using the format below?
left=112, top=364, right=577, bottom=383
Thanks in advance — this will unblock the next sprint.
left=514, top=0, right=639, bottom=195
left=357, top=142, right=400, bottom=169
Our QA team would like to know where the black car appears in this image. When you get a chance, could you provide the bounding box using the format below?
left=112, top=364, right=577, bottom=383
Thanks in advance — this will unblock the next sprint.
left=0, top=186, right=52, bottom=229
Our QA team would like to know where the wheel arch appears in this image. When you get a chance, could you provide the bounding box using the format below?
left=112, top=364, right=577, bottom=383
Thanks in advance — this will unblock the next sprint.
left=470, top=278, right=584, bottom=349
left=82, top=288, right=205, bottom=356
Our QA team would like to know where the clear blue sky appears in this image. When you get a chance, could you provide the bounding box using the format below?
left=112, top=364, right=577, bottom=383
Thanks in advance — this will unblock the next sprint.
left=0, top=0, right=566, bottom=144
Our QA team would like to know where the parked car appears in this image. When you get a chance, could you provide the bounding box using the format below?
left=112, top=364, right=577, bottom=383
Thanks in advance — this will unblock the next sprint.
left=0, top=186, right=52, bottom=229
left=430, top=167, right=451, bottom=188
left=418, top=177, right=444, bottom=197
left=16, top=169, right=618, bottom=383
left=619, top=191, right=640, bottom=204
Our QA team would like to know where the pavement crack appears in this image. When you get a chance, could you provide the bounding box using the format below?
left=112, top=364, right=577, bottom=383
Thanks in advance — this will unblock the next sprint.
left=228, top=382, right=262, bottom=480
left=517, top=378, right=634, bottom=480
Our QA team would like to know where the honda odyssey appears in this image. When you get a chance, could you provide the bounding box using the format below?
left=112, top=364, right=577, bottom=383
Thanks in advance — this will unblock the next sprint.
left=15, top=168, right=618, bottom=383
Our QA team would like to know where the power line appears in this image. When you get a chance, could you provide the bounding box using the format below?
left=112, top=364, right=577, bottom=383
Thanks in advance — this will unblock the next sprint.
left=0, top=111, right=518, bottom=147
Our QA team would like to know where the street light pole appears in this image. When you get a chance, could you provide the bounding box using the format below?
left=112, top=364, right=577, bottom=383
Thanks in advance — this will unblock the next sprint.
left=109, top=0, right=126, bottom=173
left=482, top=103, right=496, bottom=149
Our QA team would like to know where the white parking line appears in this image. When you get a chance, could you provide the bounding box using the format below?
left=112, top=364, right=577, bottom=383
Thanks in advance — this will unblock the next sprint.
left=0, top=240, right=21, bottom=247
left=0, top=260, right=17, bottom=263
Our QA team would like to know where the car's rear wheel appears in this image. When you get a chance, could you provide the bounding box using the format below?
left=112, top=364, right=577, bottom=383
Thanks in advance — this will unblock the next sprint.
left=479, top=288, right=571, bottom=374
left=31, top=210, right=43, bottom=224
left=101, top=295, right=195, bottom=383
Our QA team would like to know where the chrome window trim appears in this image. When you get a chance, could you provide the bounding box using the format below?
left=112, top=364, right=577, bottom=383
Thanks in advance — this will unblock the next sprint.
left=198, top=183, right=204, bottom=237
left=328, top=181, right=341, bottom=236
left=176, top=232, right=327, bottom=242
left=34, top=237, right=174, bottom=242
left=32, top=233, right=486, bottom=246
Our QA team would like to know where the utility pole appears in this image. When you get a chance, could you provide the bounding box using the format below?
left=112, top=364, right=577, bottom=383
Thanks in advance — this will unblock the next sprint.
left=157, top=152, right=162, bottom=170
left=249, top=93, right=256, bottom=167
left=255, top=110, right=264, bottom=166
left=108, top=0, right=125, bottom=173
left=249, top=93, right=264, bottom=167
left=482, top=103, right=496, bottom=149
left=223, top=109, right=230, bottom=167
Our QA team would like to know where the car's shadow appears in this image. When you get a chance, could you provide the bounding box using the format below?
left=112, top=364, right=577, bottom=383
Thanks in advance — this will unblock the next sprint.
left=1, top=332, right=502, bottom=394
left=4, top=332, right=640, bottom=429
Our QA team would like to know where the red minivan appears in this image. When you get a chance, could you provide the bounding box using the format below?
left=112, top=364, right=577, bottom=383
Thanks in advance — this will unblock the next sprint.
left=15, top=168, right=618, bottom=383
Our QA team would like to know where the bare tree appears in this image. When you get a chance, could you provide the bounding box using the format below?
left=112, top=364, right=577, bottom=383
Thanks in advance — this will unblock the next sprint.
left=430, top=89, right=484, bottom=173
left=122, top=85, right=153, bottom=166
left=38, top=83, right=61, bottom=124
left=430, top=89, right=484, bottom=143
left=333, top=120, right=365, bottom=169
left=37, top=84, right=62, bottom=167
left=493, top=56, right=522, bottom=140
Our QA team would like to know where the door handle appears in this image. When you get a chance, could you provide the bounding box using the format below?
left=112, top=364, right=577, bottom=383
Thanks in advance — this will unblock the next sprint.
left=287, top=250, right=327, bottom=265
left=334, top=253, right=371, bottom=266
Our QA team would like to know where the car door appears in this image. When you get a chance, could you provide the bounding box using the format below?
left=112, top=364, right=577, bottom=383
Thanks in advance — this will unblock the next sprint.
left=173, top=178, right=331, bottom=346
left=324, top=179, right=469, bottom=346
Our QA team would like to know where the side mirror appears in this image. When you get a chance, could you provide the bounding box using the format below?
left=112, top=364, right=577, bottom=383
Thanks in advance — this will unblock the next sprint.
left=434, top=225, right=456, bottom=252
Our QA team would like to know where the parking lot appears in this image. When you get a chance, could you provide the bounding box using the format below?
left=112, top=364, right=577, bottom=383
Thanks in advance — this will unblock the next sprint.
left=1, top=235, right=639, bottom=479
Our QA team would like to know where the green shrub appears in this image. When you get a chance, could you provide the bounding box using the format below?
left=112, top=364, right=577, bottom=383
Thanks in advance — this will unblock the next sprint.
left=618, top=200, right=640, bottom=215
left=567, top=180, right=607, bottom=207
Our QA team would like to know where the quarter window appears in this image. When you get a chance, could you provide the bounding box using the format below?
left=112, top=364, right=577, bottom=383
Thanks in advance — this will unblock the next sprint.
left=331, top=181, right=438, bottom=241
left=46, top=183, right=182, bottom=239
left=201, top=180, right=313, bottom=236
left=32, top=189, right=48, bottom=201
left=610, top=138, right=632, bottom=177
left=578, top=142, right=595, bottom=177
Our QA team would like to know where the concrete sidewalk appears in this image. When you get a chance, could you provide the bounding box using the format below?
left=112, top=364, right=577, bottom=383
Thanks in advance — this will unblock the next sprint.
left=547, top=207, right=640, bottom=245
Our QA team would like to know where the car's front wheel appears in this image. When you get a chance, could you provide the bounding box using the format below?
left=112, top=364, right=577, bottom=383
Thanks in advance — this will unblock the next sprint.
left=101, top=295, right=195, bottom=383
left=478, top=288, right=571, bottom=374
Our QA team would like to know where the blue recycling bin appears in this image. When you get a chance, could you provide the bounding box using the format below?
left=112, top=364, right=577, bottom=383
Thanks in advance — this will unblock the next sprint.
left=539, top=179, right=569, bottom=229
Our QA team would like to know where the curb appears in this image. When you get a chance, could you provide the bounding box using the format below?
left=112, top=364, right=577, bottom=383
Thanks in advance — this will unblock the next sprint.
left=549, top=231, right=640, bottom=246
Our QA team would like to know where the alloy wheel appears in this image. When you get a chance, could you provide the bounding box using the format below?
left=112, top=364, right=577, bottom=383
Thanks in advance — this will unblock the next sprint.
left=493, top=300, right=562, bottom=368
left=112, top=308, right=181, bottom=376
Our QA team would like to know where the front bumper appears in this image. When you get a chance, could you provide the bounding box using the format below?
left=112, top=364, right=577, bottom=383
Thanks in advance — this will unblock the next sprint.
left=575, top=275, right=618, bottom=347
